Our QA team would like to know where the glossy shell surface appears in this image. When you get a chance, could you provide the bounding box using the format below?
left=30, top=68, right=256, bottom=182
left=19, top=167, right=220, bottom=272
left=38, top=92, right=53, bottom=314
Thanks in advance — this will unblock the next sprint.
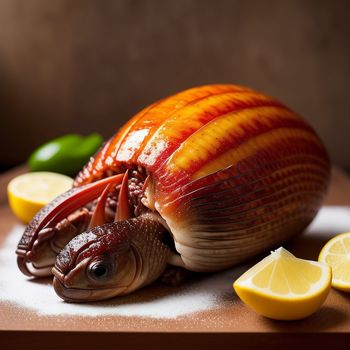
left=75, top=84, right=330, bottom=272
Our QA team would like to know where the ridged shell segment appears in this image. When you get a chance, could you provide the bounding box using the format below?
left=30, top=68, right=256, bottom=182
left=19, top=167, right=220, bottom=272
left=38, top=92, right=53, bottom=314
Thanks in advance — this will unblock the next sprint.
left=75, top=84, right=330, bottom=272
left=75, top=84, right=279, bottom=184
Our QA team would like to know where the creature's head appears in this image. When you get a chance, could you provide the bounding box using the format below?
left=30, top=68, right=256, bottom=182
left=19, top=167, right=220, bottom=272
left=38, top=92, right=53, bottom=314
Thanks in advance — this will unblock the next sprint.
left=52, top=216, right=170, bottom=301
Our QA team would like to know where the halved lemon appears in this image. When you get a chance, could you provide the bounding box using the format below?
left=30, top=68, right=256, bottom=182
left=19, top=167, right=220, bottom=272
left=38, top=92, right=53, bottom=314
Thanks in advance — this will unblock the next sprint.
left=7, top=172, right=73, bottom=224
left=318, top=232, right=350, bottom=292
left=233, top=247, right=332, bottom=320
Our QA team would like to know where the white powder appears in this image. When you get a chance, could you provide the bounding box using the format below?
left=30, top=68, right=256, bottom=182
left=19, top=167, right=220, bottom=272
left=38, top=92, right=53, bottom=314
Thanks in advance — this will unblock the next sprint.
left=0, top=205, right=349, bottom=318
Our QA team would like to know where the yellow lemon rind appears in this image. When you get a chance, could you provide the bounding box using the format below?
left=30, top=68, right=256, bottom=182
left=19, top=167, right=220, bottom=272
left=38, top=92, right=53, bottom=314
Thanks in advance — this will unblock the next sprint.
left=233, top=248, right=332, bottom=320
left=318, top=232, right=350, bottom=292
left=7, top=172, right=73, bottom=224
left=234, top=273, right=331, bottom=320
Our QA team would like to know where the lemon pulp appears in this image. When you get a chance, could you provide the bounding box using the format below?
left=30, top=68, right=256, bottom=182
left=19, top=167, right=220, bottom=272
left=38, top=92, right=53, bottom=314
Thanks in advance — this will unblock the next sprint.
left=319, top=232, right=350, bottom=292
left=7, top=172, right=73, bottom=224
left=233, top=247, right=332, bottom=320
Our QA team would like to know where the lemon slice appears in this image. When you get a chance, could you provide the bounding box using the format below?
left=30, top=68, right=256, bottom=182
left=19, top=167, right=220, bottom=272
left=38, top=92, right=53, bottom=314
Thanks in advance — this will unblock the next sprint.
left=319, top=232, right=350, bottom=292
left=7, top=172, right=73, bottom=224
left=233, top=247, right=332, bottom=320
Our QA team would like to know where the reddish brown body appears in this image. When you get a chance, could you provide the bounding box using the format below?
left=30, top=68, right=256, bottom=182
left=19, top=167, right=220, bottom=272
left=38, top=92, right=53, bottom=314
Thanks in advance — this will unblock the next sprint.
left=16, top=83, right=330, bottom=302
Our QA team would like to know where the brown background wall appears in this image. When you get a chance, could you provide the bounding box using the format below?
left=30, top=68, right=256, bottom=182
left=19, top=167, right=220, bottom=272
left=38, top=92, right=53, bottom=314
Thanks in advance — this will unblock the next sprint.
left=0, top=0, right=349, bottom=170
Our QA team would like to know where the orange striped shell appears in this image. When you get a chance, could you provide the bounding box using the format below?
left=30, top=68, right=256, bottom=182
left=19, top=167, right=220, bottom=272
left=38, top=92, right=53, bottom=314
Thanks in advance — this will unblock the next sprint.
left=75, top=84, right=330, bottom=272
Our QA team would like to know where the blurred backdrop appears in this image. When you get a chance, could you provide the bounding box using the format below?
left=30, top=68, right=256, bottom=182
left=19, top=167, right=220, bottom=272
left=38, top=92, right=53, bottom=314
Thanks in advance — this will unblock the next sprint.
left=0, top=0, right=349, bottom=171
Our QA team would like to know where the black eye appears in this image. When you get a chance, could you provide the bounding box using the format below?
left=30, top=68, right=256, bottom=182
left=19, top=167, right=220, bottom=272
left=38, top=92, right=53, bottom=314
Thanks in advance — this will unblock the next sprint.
left=91, top=264, right=108, bottom=278
left=88, top=262, right=111, bottom=281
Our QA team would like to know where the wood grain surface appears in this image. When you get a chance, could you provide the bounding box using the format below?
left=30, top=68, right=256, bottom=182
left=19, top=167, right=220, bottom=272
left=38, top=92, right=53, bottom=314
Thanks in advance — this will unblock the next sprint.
left=0, top=166, right=349, bottom=349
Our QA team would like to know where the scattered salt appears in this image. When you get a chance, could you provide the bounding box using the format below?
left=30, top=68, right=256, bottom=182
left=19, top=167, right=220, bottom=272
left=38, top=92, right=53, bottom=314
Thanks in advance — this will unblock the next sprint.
left=0, top=206, right=349, bottom=318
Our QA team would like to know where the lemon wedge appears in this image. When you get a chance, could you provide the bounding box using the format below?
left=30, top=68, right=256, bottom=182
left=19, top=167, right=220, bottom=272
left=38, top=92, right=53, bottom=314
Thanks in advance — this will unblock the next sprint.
left=233, top=247, right=332, bottom=320
left=319, top=232, right=350, bottom=292
left=7, top=172, right=73, bottom=224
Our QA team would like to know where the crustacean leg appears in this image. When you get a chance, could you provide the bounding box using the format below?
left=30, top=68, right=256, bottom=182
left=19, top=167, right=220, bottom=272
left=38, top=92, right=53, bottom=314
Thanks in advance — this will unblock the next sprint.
left=116, top=170, right=132, bottom=221
left=88, top=171, right=132, bottom=229
left=88, top=184, right=114, bottom=229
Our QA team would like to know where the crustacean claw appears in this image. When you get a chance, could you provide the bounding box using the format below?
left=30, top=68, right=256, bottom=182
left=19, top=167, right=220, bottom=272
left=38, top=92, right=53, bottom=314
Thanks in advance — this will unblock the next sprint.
left=17, top=173, right=125, bottom=277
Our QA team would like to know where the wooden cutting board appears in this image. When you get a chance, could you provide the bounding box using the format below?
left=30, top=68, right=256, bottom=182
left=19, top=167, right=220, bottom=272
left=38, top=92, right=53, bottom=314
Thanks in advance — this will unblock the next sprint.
left=0, top=166, right=349, bottom=349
